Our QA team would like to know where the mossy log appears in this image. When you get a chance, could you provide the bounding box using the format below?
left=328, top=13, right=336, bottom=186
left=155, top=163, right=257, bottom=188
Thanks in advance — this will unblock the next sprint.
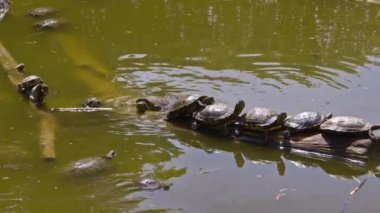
left=0, top=41, right=56, bottom=160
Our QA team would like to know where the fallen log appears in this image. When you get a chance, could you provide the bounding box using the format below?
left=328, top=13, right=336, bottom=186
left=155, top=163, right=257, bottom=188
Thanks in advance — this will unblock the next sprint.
left=0, top=40, right=56, bottom=160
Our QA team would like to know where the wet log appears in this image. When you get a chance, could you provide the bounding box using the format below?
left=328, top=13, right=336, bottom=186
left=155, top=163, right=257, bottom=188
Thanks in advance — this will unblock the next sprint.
left=0, top=41, right=56, bottom=160
left=240, top=131, right=377, bottom=162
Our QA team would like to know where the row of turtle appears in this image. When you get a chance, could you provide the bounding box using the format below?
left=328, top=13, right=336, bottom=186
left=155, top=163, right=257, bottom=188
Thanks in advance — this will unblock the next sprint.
left=127, top=94, right=380, bottom=142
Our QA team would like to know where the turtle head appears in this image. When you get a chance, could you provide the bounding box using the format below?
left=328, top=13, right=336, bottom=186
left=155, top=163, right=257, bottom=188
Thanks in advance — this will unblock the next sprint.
left=200, top=96, right=215, bottom=106
left=233, top=100, right=245, bottom=116
left=104, top=150, right=117, bottom=160
left=277, top=112, right=288, bottom=123
left=136, top=99, right=160, bottom=114
left=326, top=113, right=333, bottom=119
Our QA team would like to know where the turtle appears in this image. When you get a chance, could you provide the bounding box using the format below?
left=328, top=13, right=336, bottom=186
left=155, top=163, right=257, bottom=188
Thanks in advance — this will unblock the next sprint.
left=17, top=75, right=44, bottom=93
left=235, top=107, right=287, bottom=141
left=29, top=84, right=49, bottom=105
left=283, top=112, right=332, bottom=139
left=320, top=116, right=380, bottom=141
left=82, top=97, right=103, bottom=108
left=34, top=18, right=63, bottom=31
left=135, top=95, right=181, bottom=113
left=0, top=0, right=10, bottom=21
left=191, top=100, right=245, bottom=132
left=166, top=94, right=215, bottom=121
left=134, top=178, right=172, bottom=191
left=64, top=150, right=116, bottom=177
left=28, top=7, right=56, bottom=17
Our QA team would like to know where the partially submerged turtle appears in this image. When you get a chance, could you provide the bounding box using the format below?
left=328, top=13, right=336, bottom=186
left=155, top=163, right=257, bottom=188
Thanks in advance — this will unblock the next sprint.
left=236, top=107, right=287, bottom=140
left=134, top=178, right=172, bottom=191
left=64, top=150, right=116, bottom=177
left=136, top=95, right=181, bottom=113
left=283, top=111, right=332, bottom=138
left=28, top=7, right=56, bottom=17
left=17, top=75, right=48, bottom=104
left=320, top=116, right=380, bottom=141
left=34, top=18, right=63, bottom=31
left=191, top=100, right=245, bottom=132
left=166, top=94, right=215, bottom=121
left=82, top=97, right=103, bottom=108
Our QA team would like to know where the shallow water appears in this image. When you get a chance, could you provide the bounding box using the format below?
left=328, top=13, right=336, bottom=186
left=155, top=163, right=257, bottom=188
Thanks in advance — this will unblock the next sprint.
left=1, top=0, right=380, bottom=212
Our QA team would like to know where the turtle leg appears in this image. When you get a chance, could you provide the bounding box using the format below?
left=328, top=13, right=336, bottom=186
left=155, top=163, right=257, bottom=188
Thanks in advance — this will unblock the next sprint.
left=283, top=130, right=291, bottom=141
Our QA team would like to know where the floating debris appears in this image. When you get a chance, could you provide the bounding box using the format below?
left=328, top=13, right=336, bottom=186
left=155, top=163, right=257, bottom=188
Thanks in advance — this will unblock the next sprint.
left=118, top=53, right=147, bottom=61
left=340, top=177, right=368, bottom=213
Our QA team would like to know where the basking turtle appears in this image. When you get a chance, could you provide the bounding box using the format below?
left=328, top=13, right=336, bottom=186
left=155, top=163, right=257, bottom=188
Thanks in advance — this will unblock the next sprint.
left=82, top=97, right=103, bottom=108
left=136, top=95, right=181, bottom=113
left=236, top=107, right=287, bottom=141
left=134, top=178, right=172, bottom=191
left=191, top=100, right=245, bottom=132
left=166, top=94, right=215, bottom=121
left=17, top=75, right=44, bottom=93
left=320, top=116, right=380, bottom=141
left=64, top=150, right=116, bottom=177
left=34, top=18, right=63, bottom=30
left=28, top=7, right=56, bottom=17
left=283, top=112, right=332, bottom=138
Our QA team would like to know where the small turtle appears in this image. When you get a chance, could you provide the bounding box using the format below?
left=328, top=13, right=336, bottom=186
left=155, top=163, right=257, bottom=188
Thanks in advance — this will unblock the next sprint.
left=64, top=150, right=116, bottom=177
left=283, top=112, right=332, bottom=139
left=135, top=178, right=172, bottom=191
left=136, top=95, right=181, bottom=113
left=191, top=100, right=245, bottom=132
left=28, top=7, right=56, bottom=17
left=166, top=94, right=215, bottom=121
left=17, top=75, right=44, bottom=93
left=82, top=97, right=103, bottom=108
left=320, top=116, right=380, bottom=141
left=29, top=84, right=49, bottom=105
left=236, top=107, right=287, bottom=141
left=34, top=18, right=63, bottom=31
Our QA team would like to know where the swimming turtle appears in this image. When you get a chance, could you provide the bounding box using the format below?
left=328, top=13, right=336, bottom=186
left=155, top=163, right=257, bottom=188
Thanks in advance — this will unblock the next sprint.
left=283, top=112, right=332, bottom=139
left=136, top=95, right=181, bottom=113
left=82, top=97, right=103, bottom=108
left=34, top=18, right=63, bottom=30
left=64, top=150, right=116, bottom=177
left=134, top=178, right=172, bottom=191
left=0, top=0, right=10, bottom=21
left=320, top=116, right=380, bottom=141
left=166, top=94, right=215, bottom=121
left=17, top=75, right=44, bottom=93
left=236, top=107, right=287, bottom=141
left=191, top=100, right=245, bottom=132
left=28, top=7, right=56, bottom=17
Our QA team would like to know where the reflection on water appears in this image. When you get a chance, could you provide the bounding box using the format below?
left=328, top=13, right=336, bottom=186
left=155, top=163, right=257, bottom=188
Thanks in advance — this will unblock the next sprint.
left=1, top=0, right=380, bottom=212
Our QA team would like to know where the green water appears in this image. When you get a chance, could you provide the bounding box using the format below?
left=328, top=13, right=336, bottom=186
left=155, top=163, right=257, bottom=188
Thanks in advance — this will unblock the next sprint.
left=1, top=0, right=380, bottom=212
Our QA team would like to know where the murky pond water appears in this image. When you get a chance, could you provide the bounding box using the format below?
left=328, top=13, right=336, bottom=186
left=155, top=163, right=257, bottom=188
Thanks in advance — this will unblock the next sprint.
left=1, top=0, right=380, bottom=212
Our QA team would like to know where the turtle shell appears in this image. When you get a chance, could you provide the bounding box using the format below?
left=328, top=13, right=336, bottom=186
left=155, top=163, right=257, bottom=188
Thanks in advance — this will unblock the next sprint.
left=17, top=75, right=43, bottom=92
left=0, top=0, right=10, bottom=20
left=320, top=116, right=372, bottom=134
left=285, top=111, right=330, bottom=131
left=136, top=95, right=180, bottom=113
left=34, top=18, right=63, bottom=30
left=166, top=94, right=214, bottom=120
left=65, top=150, right=116, bottom=177
left=243, top=107, right=286, bottom=128
left=194, top=100, right=245, bottom=126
